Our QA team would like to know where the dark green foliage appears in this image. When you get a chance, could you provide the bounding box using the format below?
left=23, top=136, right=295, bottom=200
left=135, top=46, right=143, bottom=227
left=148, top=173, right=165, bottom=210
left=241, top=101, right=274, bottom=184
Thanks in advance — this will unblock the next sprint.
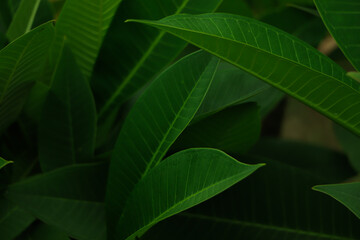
left=0, top=0, right=359, bottom=239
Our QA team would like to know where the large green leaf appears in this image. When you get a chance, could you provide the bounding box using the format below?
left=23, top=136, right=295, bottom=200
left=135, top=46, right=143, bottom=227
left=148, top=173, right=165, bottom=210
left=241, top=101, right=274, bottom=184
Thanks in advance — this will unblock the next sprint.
left=0, top=198, right=35, bottom=240
left=334, top=124, right=360, bottom=172
left=195, top=61, right=283, bottom=119
left=0, top=156, right=12, bottom=170
left=129, top=13, right=360, bottom=136
left=314, top=0, right=360, bottom=71
left=142, top=139, right=360, bottom=240
left=94, top=0, right=223, bottom=120
left=106, top=51, right=219, bottom=232
left=172, top=103, right=261, bottom=154
left=117, top=148, right=263, bottom=240
left=0, top=22, right=54, bottom=133
left=38, top=44, right=97, bottom=172
left=6, top=162, right=108, bottom=240
left=6, top=0, right=41, bottom=41
left=53, top=0, right=123, bottom=79
left=314, top=182, right=360, bottom=219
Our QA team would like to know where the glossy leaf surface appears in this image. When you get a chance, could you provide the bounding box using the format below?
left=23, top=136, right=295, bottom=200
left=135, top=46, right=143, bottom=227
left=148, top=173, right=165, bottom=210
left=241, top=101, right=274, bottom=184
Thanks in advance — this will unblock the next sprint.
left=53, top=0, right=123, bottom=79
left=38, top=45, right=97, bottom=172
left=6, top=162, right=108, bottom=240
left=314, top=182, right=360, bottom=219
left=6, top=0, right=41, bottom=41
left=95, top=0, right=223, bottom=119
left=315, top=0, right=360, bottom=71
left=117, top=148, right=263, bottom=240
left=106, top=51, right=219, bottom=231
left=0, top=22, right=54, bottom=133
left=129, top=13, right=360, bottom=136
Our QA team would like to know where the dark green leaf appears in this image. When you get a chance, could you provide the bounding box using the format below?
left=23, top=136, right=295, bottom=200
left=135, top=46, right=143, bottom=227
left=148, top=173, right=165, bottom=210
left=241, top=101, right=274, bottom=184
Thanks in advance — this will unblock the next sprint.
left=314, top=182, right=360, bottom=219
left=129, top=13, right=360, bottom=136
left=6, top=0, right=41, bottom=41
left=6, top=162, right=108, bottom=240
left=314, top=0, right=360, bottom=71
left=38, top=44, right=97, bottom=172
left=172, top=103, right=261, bottom=153
left=21, top=223, right=70, bottom=240
left=117, top=148, right=263, bottom=240
left=0, top=22, right=54, bottom=133
left=347, top=72, right=360, bottom=82
left=106, top=51, right=219, bottom=232
left=94, top=0, right=223, bottom=120
left=0, top=198, right=35, bottom=240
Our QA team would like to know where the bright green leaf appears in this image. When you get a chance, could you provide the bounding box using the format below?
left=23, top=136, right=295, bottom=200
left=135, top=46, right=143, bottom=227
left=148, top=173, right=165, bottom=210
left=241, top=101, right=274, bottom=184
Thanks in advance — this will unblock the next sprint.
left=95, top=0, right=223, bottom=121
left=314, top=182, right=360, bottom=219
left=106, top=51, right=219, bottom=232
left=6, top=0, right=41, bottom=41
left=128, top=13, right=360, bottom=136
left=0, top=22, right=54, bottom=134
left=38, top=44, right=97, bottom=172
left=117, top=148, right=263, bottom=240
left=314, top=0, right=360, bottom=71
left=172, top=103, right=261, bottom=153
left=53, top=0, right=123, bottom=79
left=0, top=198, right=35, bottom=240
left=6, top=162, right=108, bottom=240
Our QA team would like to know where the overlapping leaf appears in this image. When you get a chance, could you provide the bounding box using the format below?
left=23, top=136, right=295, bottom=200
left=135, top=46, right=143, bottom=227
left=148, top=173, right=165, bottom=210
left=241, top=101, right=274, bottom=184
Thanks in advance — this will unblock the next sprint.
left=143, top=139, right=360, bottom=240
left=315, top=0, right=360, bottom=71
left=6, top=0, right=41, bottom=41
left=314, top=182, right=360, bottom=219
left=129, top=13, right=360, bottom=136
left=6, top=162, right=108, bottom=240
left=117, top=148, right=263, bottom=240
left=53, top=0, right=124, bottom=79
left=94, top=0, right=223, bottom=120
left=0, top=22, right=54, bottom=133
left=38, top=44, right=97, bottom=172
left=106, top=51, right=219, bottom=233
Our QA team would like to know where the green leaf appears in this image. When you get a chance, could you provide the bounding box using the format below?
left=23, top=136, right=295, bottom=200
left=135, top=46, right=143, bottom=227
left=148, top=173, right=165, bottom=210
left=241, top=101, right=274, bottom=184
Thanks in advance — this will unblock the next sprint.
left=0, top=156, right=12, bottom=170
left=143, top=139, right=360, bottom=240
left=6, top=162, right=108, bottom=240
left=314, top=0, right=360, bottom=71
left=95, top=0, right=223, bottom=120
left=314, top=182, right=360, bottom=219
left=0, top=22, right=54, bottom=133
left=334, top=124, right=360, bottom=172
left=172, top=103, right=261, bottom=154
left=117, top=148, right=263, bottom=240
left=21, top=223, right=70, bottom=240
left=347, top=72, right=360, bottom=83
left=53, top=0, right=123, bottom=80
left=196, top=61, right=283, bottom=119
left=6, top=0, right=41, bottom=41
left=38, top=44, right=97, bottom=172
left=128, top=13, right=360, bottom=136
left=106, top=51, right=219, bottom=232
left=0, top=198, right=35, bottom=240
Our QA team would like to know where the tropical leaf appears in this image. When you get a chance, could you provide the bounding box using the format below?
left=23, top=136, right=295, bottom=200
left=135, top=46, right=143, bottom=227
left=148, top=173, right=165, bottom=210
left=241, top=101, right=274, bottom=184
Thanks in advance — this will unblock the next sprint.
left=334, top=124, right=360, bottom=172
left=314, top=182, right=360, bottom=219
left=6, top=0, right=41, bottom=41
left=0, top=198, right=35, bottom=240
left=0, top=22, right=54, bottom=133
left=6, top=162, right=108, bottom=240
left=172, top=103, right=261, bottom=154
left=0, top=156, right=12, bottom=170
left=314, top=0, right=360, bottom=71
left=142, top=139, right=360, bottom=240
left=129, top=13, right=360, bottom=136
left=53, top=0, right=124, bottom=79
left=94, top=0, right=223, bottom=121
left=116, top=148, right=263, bottom=240
left=195, top=61, right=283, bottom=119
left=106, top=51, right=219, bottom=232
left=38, top=44, right=97, bottom=172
